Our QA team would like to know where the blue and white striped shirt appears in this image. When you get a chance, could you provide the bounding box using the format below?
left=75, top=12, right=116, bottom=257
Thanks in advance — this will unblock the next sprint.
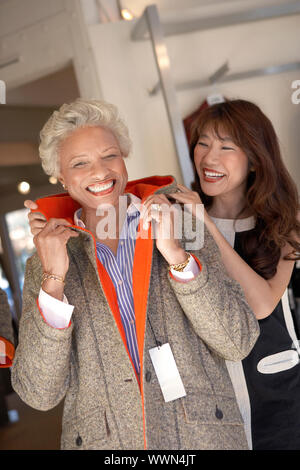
left=75, top=194, right=141, bottom=376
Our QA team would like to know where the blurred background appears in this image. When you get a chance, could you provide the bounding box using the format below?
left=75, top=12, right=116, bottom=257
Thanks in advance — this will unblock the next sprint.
left=0, top=0, right=299, bottom=449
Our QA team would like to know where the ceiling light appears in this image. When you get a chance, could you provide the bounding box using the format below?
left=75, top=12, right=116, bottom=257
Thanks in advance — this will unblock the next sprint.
left=49, top=176, right=58, bottom=185
left=17, top=181, right=30, bottom=194
left=121, top=8, right=134, bottom=20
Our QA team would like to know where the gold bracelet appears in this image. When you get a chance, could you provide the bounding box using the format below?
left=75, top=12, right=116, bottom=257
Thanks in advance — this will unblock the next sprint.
left=41, top=273, right=65, bottom=285
left=168, top=253, right=191, bottom=272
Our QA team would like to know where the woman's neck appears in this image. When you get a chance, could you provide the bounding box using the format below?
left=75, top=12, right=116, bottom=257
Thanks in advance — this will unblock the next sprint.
left=80, top=196, right=129, bottom=255
left=208, top=194, right=252, bottom=220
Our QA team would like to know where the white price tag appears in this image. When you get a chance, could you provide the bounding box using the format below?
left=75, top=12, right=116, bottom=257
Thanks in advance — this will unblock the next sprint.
left=149, top=343, right=186, bottom=402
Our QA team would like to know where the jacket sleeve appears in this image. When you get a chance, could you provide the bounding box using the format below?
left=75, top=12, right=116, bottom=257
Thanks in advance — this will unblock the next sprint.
left=11, top=254, right=73, bottom=410
left=168, top=225, right=260, bottom=361
left=0, top=288, right=15, bottom=368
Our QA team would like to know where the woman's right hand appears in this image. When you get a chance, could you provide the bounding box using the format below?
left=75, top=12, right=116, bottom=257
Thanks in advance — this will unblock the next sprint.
left=24, top=199, right=47, bottom=236
left=33, top=217, right=79, bottom=280
left=24, top=200, right=79, bottom=299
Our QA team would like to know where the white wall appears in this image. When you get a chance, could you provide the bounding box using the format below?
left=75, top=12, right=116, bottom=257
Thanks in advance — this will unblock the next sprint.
left=0, top=0, right=72, bottom=89
left=169, top=14, right=300, bottom=190
left=88, top=19, right=184, bottom=183
left=6, top=65, right=80, bottom=107
left=0, top=0, right=102, bottom=99
left=88, top=11, right=300, bottom=189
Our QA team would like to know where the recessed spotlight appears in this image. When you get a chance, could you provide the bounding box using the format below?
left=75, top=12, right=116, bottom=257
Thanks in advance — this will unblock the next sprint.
left=17, top=181, right=30, bottom=194
left=49, top=176, right=58, bottom=185
left=121, top=8, right=134, bottom=20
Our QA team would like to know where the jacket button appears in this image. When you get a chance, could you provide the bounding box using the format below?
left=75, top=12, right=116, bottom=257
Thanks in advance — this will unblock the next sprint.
left=145, top=370, right=152, bottom=382
left=215, top=406, right=223, bottom=420
left=76, top=434, right=82, bottom=446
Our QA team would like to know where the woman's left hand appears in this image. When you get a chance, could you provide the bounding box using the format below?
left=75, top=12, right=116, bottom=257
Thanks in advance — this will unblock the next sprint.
left=141, top=193, right=188, bottom=265
left=168, top=184, right=203, bottom=218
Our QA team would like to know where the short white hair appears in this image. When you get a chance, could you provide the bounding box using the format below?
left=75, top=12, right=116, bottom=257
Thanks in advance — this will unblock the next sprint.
left=39, top=99, right=132, bottom=177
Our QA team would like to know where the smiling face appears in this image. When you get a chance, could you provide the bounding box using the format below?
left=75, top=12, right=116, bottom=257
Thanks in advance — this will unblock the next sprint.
left=58, top=125, right=128, bottom=220
left=193, top=126, right=250, bottom=204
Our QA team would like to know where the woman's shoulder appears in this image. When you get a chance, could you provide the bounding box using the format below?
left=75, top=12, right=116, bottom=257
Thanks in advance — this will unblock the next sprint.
left=280, top=211, right=300, bottom=259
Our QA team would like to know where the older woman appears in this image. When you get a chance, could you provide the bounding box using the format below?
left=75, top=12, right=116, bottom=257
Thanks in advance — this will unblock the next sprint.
left=12, top=99, right=259, bottom=450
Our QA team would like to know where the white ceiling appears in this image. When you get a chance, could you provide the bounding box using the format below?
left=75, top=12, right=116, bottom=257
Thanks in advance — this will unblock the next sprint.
left=122, top=0, right=233, bottom=12
left=120, top=0, right=293, bottom=18
left=6, top=64, right=80, bottom=107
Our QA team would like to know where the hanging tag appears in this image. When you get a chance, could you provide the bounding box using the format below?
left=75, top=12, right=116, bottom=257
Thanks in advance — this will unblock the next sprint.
left=257, top=350, right=299, bottom=374
left=149, top=343, right=186, bottom=402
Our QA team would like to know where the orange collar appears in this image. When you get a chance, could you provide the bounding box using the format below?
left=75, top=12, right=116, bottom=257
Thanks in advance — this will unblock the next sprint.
left=33, top=175, right=175, bottom=224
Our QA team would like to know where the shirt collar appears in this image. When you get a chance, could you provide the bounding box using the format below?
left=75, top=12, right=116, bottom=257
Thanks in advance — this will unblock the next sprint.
left=74, top=193, right=142, bottom=229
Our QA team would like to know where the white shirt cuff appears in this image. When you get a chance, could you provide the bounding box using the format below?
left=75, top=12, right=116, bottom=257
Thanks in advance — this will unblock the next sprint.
left=38, top=288, right=74, bottom=329
left=170, top=255, right=200, bottom=281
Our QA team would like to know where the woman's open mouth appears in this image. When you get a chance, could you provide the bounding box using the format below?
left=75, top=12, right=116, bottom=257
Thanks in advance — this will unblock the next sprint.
left=86, top=179, right=116, bottom=196
left=202, top=168, right=225, bottom=183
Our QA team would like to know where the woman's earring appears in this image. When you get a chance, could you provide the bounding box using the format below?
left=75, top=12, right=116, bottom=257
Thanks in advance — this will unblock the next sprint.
left=62, top=183, right=67, bottom=191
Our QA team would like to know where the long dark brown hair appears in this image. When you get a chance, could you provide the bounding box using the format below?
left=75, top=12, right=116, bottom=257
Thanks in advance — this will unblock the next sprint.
left=189, top=99, right=300, bottom=280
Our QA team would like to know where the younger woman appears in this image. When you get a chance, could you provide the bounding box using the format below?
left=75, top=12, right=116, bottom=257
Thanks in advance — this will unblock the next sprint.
left=170, top=99, right=300, bottom=450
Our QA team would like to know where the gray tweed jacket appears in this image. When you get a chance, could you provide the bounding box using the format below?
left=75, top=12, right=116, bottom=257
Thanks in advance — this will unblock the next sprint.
left=11, top=181, right=259, bottom=450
